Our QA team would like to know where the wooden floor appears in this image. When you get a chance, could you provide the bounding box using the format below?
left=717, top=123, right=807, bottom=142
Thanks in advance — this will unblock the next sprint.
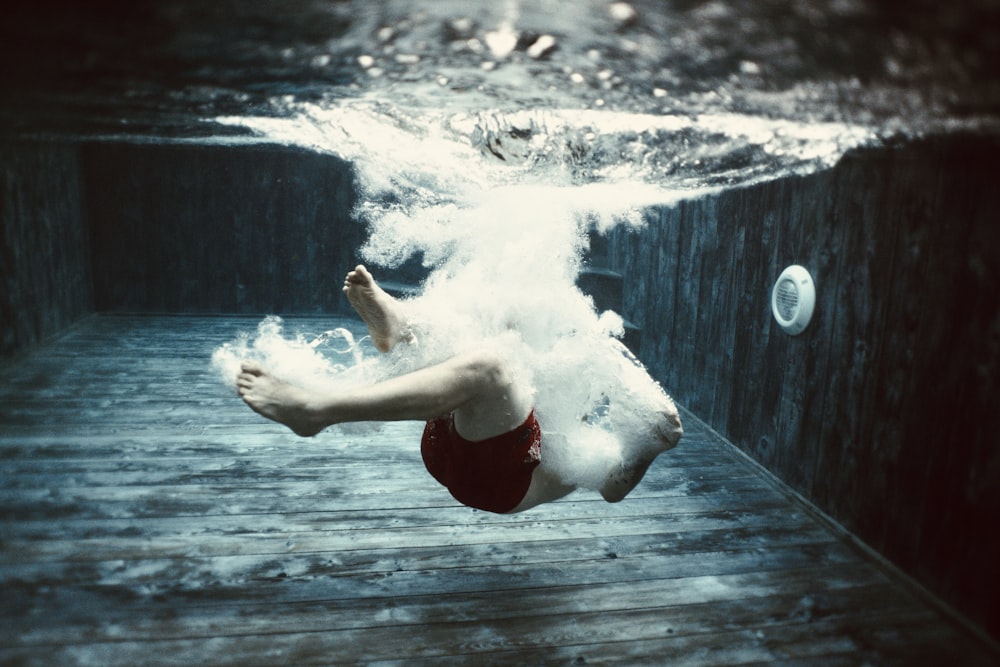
left=1, top=315, right=997, bottom=666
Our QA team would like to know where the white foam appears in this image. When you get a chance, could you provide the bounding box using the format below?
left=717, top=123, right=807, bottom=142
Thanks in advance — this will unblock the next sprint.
left=211, top=317, right=378, bottom=394
left=211, top=100, right=872, bottom=489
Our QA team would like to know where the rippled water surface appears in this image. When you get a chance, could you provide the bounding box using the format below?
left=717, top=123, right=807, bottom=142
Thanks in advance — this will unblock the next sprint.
left=4, top=1, right=998, bottom=136
left=5, top=1, right=999, bottom=191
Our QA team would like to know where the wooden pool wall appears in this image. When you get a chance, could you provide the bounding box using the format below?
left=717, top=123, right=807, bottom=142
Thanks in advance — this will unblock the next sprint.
left=1, top=134, right=998, bottom=641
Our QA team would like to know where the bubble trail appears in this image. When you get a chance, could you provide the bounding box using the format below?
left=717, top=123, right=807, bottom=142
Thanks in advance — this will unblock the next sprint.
left=212, top=101, right=873, bottom=488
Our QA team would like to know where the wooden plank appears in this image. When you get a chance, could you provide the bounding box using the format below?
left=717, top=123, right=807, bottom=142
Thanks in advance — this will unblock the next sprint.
left=405, top=613, right=993, bottom=667
left=0, top=141, right=92, bottom=360
left=0, top=475, right=786, bottom=525
left=774, top=175, right=821, bottom=499
left=1, top=503, right=830, bottom=570
left=0, top=438, right=735, bottom=470
left=82, top=143, right=361, bottom=315
left=3, top=539, right=864, bottom=631
left=0, top=451, right=756, bottom=487
left=0, top=592, right=942, bottom=666
left=3, top=568, right=900, bottom=651
left=2, top=314, right=997, bottom=666
left=0, top=496, right=799, bottom=569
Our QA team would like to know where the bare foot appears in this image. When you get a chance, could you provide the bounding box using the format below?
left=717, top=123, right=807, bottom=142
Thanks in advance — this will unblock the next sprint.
left=236, top=362, right=327, bottom=437
left=342, top=265, right=408, bottom=353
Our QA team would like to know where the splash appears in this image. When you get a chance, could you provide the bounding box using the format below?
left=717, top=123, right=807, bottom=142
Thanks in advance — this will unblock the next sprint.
left=212, top=316, right=375, bottom=393
left=212, top=100, right=873, bottom=489
left=218, top=101, right=874, bottom=194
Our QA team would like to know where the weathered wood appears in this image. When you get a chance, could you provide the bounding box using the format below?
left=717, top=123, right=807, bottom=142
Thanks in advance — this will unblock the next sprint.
left=82, top=143, right=363, bottom=316
left=0, top=478, right=790, bottom=528
left=1, top=315, right=997, bottom=665
left=0, top=141, right=93, bottom=359
left=608, top=135, right=1000, bottom=641
left=4, top=564, right=887, bottom=642
left=2, top=503, right=822, bottom=569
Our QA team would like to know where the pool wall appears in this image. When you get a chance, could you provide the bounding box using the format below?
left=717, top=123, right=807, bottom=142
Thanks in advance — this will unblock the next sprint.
left=84, top=142, right=362, bottom=316
left=2, top=141, right=364, bottom=358
left=1, top=140, right=93, bottom=357
left=606, top=135, right=1000, bottom=641
left=1, top=135, right=998, bottom=641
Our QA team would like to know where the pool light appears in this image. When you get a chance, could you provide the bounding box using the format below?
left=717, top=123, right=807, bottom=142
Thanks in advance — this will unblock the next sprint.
left=771, top=265, right=816, bottom=335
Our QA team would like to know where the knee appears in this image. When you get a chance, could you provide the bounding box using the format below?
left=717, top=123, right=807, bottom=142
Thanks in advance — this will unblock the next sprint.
left=657, top=399, right=683, bottom=448
left=599, top=466, right=633, bottom=503
left=460, top=350, right=512, bottom=390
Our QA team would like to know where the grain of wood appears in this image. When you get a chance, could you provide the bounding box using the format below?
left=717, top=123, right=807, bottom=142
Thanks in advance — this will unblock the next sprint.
left=1, top=315, right=996, bottom=666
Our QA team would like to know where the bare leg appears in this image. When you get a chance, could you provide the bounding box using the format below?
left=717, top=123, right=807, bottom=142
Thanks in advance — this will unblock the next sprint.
left=510, top=465, right=577, bottom=512
left=237, top=350, right=532, bottom=441
left=239, top=265, right=684, bottom=510
left=343, top=265, right=411, bottom=353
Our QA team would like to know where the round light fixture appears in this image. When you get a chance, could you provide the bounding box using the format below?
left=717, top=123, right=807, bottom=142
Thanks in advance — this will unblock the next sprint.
left=771, top=265, right=816, bottom=335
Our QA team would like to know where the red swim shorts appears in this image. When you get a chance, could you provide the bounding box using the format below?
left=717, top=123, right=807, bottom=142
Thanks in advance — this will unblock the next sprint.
left=420, top=410, right=542, bottom=514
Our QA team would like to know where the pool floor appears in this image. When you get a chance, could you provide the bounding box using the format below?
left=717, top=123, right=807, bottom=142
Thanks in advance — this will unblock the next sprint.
left=1, top=315, right=996, bottom=665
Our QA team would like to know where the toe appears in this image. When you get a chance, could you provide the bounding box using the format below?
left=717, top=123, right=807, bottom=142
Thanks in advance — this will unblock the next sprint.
left=354, top=265, right=373, bottom=284
left=240, top=361, right=263, bottom=375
